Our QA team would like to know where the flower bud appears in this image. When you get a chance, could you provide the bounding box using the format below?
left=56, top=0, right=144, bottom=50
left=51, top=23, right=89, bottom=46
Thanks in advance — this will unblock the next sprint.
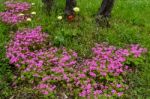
left=73, top=7, right=80, bottom=13
left=31, top=11, right=36, bottom=15
left=57, top=16, right=63, bottom=20
left=26, top=18, right=32, bottom=21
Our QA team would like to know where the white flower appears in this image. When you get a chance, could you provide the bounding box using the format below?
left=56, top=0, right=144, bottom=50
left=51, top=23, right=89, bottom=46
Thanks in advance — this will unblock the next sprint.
left=18, top=13, right=24, bottom=16
left=26, top=18, right=32, bottom=21
left=31, top=11, right=36, bottom=15
left=57, top=16, right=63, bottom=20
left=73, top=7, right=80, bottom=12
left=31, top=3, right=35, bottom=6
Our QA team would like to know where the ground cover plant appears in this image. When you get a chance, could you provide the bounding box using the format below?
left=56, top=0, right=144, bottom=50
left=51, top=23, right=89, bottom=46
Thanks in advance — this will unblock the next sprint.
left=0, top=0, right=150, bottom=98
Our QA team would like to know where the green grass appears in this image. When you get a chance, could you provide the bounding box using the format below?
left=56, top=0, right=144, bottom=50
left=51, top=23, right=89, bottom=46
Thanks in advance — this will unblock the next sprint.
left=0, top=0, right=150, bottom=98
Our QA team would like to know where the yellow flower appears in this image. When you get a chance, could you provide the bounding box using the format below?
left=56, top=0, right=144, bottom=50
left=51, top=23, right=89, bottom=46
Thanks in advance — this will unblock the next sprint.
left=31, top=3, right=35, bottom=6
left=73, top=7, right=80, bottom=13
left=57, top=16, right=63, bottom=20
left=18, top=13, right=24, bottom=16
left=31, top=12, right=36, bottom=15
left=26, top=18, right=32, bottom=21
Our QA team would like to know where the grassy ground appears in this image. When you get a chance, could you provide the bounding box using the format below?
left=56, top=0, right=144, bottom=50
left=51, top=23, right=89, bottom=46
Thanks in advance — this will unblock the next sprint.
left=0, top=0, right=150, bottom=98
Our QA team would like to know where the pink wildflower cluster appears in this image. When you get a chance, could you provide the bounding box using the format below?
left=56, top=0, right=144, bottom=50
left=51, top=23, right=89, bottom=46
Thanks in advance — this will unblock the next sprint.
left=130, top=44, right=147, bottom=58
left=75, top=44, right=146, bottom=97
left=6, top=26, right=49, bottom=68
left=4, top=1, right=31, bottom=13
left=0, top=1, right=31, bottom=24
left=6, top=27, right=146, bottom=98
left=6, top=26, right=78, bottom=95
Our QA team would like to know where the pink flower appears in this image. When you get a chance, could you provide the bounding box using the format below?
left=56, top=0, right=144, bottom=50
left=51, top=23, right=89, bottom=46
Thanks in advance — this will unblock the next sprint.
left=117, top=84, right=122, bottom=88
left=117, top=92, right=123, bottom=97
left=42, top=91, right=49, bottom=95
left=111, top=89, right=116, bottom=94
left=79, top=91, right=86, bottom=97
left=94, top=90, right=102, bottom=95
left=89, top=72, right=96, bottom=77
left=86, top=84, right=91, bottom=89
left=42, top=76, right=51, bottom=82
left=79, top=74, right=86, bottom=78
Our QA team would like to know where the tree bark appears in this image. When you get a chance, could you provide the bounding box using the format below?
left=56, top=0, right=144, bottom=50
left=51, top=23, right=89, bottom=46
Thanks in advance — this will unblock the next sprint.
left=42, top=0, right=53, bottom=13
left=65, top=0, right=76, bottom=16
left=98, top=0, right=115, bottom=17
left=96, top=0, right=115, bottom=27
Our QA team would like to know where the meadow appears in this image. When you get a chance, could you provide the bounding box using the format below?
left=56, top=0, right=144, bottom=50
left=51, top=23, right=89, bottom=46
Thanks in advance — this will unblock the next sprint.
left=0, top=0, right=150, bottom=98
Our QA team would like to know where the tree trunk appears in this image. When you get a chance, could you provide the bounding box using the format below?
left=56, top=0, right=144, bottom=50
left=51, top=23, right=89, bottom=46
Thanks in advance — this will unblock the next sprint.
left=42, top=0, right=53, bottom=13
left=98, top=0, right=115, bottom=17
left=96, top=0, right=115, bottom=27
left=65, top=0, right=76, bottom=17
